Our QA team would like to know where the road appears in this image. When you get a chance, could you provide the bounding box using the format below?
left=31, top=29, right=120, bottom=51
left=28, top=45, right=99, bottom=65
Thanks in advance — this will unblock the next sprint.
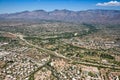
left=7, top=32, right=119, bottom=70
left=17, top=34, right=70, bottom=60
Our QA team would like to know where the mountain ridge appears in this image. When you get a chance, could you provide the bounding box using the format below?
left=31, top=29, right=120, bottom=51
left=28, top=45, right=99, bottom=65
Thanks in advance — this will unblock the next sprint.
left=0, top=9, right=120, bottom=24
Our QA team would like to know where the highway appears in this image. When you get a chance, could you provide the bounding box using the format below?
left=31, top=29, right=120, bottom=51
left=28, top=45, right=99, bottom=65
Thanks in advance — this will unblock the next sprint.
left=8, top=32, right=119, bottom=70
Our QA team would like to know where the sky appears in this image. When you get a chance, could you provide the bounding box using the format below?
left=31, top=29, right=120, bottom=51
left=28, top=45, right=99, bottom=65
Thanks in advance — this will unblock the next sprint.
left=0, top=0, right=120, bottom=14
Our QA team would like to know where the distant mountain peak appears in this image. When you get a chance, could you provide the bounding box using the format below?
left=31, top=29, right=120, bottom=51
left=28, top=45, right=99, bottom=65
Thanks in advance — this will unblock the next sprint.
left=34, top=10, right=46, bottom=12
left=19, top=10, right=30, bottom=13
left=0, top=9, right=120, bottom=24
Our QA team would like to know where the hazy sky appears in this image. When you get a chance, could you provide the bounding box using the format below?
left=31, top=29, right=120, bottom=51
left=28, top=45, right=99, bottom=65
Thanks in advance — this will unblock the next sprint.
left=0, top=0, right=120, bottom=14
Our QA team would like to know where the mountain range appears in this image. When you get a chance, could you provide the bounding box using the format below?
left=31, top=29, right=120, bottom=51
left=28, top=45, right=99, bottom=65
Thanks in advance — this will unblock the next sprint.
left=0, top=9, right=120, bottom=24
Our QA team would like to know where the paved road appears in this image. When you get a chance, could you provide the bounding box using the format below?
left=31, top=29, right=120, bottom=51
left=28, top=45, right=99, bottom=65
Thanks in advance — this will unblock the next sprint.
left=8, top=32, right=120, bottom=70
left=71, top=61, right=120, bottom=70
left=17, top=34, right=70, bottom=60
